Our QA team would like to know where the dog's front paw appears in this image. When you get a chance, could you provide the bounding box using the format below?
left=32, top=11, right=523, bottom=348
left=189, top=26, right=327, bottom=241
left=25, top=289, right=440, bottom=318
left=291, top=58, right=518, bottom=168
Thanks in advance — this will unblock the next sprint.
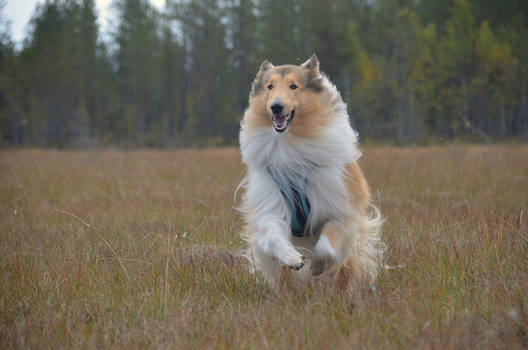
left=254, top=232, right=306, bottom=271
left=288, top=255, right=305, bottom=271
left=276, top=245, right=305, bottom=271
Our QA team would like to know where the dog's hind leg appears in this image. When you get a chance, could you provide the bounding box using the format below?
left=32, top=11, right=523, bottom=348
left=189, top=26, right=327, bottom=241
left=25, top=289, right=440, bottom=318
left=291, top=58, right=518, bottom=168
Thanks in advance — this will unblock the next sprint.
left=311, top=213, right=384, bottom=285
left=336, top=215, right=384, bottom=288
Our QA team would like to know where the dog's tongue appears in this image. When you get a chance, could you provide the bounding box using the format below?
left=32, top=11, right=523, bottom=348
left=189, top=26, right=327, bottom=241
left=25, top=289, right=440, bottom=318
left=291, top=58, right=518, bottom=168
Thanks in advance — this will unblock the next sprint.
left=274, top=115, right=286, bottom=128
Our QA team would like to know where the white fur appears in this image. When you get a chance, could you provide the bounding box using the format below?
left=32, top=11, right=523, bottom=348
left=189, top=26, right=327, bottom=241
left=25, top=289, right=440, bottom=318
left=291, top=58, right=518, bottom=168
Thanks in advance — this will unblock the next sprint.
left=238, top=75, right=384, bottom=287
left=314, top=234, right=338, bottom=258
left=311, top=233, right=339, bottom=276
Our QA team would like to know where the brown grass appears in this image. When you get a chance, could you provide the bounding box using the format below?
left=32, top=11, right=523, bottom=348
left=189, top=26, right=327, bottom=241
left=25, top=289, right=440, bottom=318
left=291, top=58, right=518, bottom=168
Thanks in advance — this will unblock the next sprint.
left=1, top=145, right=527, bottom=349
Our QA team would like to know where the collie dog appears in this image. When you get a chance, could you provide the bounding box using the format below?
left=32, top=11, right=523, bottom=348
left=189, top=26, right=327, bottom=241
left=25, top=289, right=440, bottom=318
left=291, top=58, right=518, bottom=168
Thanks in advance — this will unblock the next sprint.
left=238, top=54, right=384, bottom=288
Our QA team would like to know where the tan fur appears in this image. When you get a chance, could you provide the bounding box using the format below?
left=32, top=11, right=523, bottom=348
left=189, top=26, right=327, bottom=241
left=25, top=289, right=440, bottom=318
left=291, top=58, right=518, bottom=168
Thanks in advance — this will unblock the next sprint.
left=345, top=162, right=371, bottom=212
left=337, top=241, right=378, bottom=289
left=320, top=222, right=340, bottom=247
left=288, top=90, right=334, bottom=138
left=316, top=216, right=379, bottom=286
left=308, top=165, right=379, bottom=287
left=243, top=64, right=333, bottom=138
left=338, top=164, right=379, bottom=286
left=243, top=93, right=272, bottom=131
left=316, top=164, right=371, bottom=251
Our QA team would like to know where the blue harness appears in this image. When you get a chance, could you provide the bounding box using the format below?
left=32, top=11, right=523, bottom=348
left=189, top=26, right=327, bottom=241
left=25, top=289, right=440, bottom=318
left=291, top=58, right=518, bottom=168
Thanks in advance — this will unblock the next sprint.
left=267, top=167, right=311, bottom=237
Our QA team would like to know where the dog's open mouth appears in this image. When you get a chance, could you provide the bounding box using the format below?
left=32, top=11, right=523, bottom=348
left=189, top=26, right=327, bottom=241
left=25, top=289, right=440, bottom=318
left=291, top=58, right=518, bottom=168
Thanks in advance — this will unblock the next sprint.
left=272, top=110, right=295, bottom=133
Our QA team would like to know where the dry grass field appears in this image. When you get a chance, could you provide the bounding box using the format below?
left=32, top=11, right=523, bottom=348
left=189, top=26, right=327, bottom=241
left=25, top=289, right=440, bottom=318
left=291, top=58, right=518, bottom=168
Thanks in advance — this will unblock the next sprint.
left=1, top=145, right=527, bottom=349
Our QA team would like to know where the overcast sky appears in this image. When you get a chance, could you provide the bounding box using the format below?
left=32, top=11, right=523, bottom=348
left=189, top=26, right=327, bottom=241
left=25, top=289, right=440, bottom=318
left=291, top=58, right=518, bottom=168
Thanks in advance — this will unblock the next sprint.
left=4, top=0, right=165, bottom=45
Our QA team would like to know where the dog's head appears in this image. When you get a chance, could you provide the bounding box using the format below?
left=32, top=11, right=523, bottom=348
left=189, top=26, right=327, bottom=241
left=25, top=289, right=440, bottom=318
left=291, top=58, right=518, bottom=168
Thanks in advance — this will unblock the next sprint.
left=247, top=54, right=333, bottom=136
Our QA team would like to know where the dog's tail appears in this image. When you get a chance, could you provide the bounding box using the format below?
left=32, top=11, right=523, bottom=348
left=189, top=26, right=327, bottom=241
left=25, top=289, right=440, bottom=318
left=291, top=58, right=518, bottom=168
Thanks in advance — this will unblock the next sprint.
left=365, top=204, right=386, bottom=268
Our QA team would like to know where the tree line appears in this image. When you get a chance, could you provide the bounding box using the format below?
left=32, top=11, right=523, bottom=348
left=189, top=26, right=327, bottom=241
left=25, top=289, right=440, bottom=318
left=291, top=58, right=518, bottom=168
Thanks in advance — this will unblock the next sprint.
left=0, top=0, right=527, bottom=147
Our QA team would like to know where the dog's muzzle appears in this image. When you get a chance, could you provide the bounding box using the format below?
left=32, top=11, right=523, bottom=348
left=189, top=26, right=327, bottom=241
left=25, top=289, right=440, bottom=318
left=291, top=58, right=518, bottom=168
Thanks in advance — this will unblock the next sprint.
left=272, top=109, right=295, bottom=133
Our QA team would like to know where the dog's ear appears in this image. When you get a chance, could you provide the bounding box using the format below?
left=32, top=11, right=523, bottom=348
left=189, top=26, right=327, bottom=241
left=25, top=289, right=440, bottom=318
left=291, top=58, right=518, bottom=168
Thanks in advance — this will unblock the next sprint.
left=258, top=59, right=274, bottom=75
left=251, top=60, right=274, bottom=96
left=301, top=54, right=320, bottom=75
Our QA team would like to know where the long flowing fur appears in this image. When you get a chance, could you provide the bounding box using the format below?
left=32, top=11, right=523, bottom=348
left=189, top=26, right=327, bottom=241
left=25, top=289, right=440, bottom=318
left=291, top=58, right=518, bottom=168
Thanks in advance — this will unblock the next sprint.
left=238, top=63, right=384, bottom=288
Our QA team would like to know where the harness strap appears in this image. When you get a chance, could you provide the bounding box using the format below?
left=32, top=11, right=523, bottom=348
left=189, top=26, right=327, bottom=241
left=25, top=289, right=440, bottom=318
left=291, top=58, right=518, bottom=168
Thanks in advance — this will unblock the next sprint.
left=267, top=167, right=311, bottom=237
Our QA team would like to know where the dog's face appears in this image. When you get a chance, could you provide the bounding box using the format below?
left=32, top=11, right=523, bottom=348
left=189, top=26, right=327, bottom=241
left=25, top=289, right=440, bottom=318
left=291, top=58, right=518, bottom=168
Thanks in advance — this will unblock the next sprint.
left=247, top=54, right=333, bottom=137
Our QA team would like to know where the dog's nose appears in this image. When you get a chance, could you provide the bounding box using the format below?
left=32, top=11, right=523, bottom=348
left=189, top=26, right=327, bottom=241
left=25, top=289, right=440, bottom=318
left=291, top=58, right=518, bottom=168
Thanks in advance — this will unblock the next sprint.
left=271, top=102, right=284, bottom=115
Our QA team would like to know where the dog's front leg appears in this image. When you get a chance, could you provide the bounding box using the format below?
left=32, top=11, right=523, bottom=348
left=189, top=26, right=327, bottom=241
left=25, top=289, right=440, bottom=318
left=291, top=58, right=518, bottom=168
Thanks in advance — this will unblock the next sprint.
left=245, top=168, right=305, bottom=271
left=254, top=221, right=305, bottom=271
left=311, top=222, right=341, bottom=276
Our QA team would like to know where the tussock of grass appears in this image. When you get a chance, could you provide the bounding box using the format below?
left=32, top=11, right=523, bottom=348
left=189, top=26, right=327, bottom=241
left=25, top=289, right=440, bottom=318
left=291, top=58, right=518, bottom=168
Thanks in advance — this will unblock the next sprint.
left=1, top=145, right=527, bottom=348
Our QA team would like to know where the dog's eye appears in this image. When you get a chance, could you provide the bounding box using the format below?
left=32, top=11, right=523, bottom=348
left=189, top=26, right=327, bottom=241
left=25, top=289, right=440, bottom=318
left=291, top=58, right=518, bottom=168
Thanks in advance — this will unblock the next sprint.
left=290, top=84, right=298, bottom=90
left=267, top=84, right=273, bottom=90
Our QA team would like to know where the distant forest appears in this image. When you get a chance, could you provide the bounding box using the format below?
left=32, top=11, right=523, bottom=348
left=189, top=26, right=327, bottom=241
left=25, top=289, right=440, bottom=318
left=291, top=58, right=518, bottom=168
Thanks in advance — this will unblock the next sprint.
left=0, top=0, right=527, bottom=147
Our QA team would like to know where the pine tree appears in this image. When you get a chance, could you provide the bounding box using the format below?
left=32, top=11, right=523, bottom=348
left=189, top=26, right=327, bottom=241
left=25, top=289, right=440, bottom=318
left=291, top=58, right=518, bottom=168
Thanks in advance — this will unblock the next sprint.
left=227, top=0, right=258, bottom=113
left=437, top=0, right=478, bottom=137
left=476, top=21, right=517, bottom=137
left=171, top=0, right=233, bottom=140
left=1, top=0, right=528, bottom=146
left=257, top=0, right=303, bottom=65
left=160, top=20, right=185, bottom=142
left=114, top=0, right=162, bottom=145
left=0, top=0, right=15, bottom=144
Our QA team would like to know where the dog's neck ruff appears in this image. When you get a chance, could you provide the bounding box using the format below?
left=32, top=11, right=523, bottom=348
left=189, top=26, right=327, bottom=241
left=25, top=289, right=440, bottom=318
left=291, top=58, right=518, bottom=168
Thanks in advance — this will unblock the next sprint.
left=239, top=75, right=362, bottom=237
left=267, top=166, right=311, bottom=237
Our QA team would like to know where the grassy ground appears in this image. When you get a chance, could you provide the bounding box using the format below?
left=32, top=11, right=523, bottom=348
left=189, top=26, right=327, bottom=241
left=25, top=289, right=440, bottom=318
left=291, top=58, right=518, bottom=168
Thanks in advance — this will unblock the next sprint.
left=1, top=145, right=527, bottom=349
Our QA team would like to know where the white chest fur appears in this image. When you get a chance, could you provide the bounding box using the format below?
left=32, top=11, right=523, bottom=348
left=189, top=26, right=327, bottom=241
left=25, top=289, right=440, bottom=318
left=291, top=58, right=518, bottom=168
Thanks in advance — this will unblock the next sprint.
left=240, top=111, right=361, bottom=235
